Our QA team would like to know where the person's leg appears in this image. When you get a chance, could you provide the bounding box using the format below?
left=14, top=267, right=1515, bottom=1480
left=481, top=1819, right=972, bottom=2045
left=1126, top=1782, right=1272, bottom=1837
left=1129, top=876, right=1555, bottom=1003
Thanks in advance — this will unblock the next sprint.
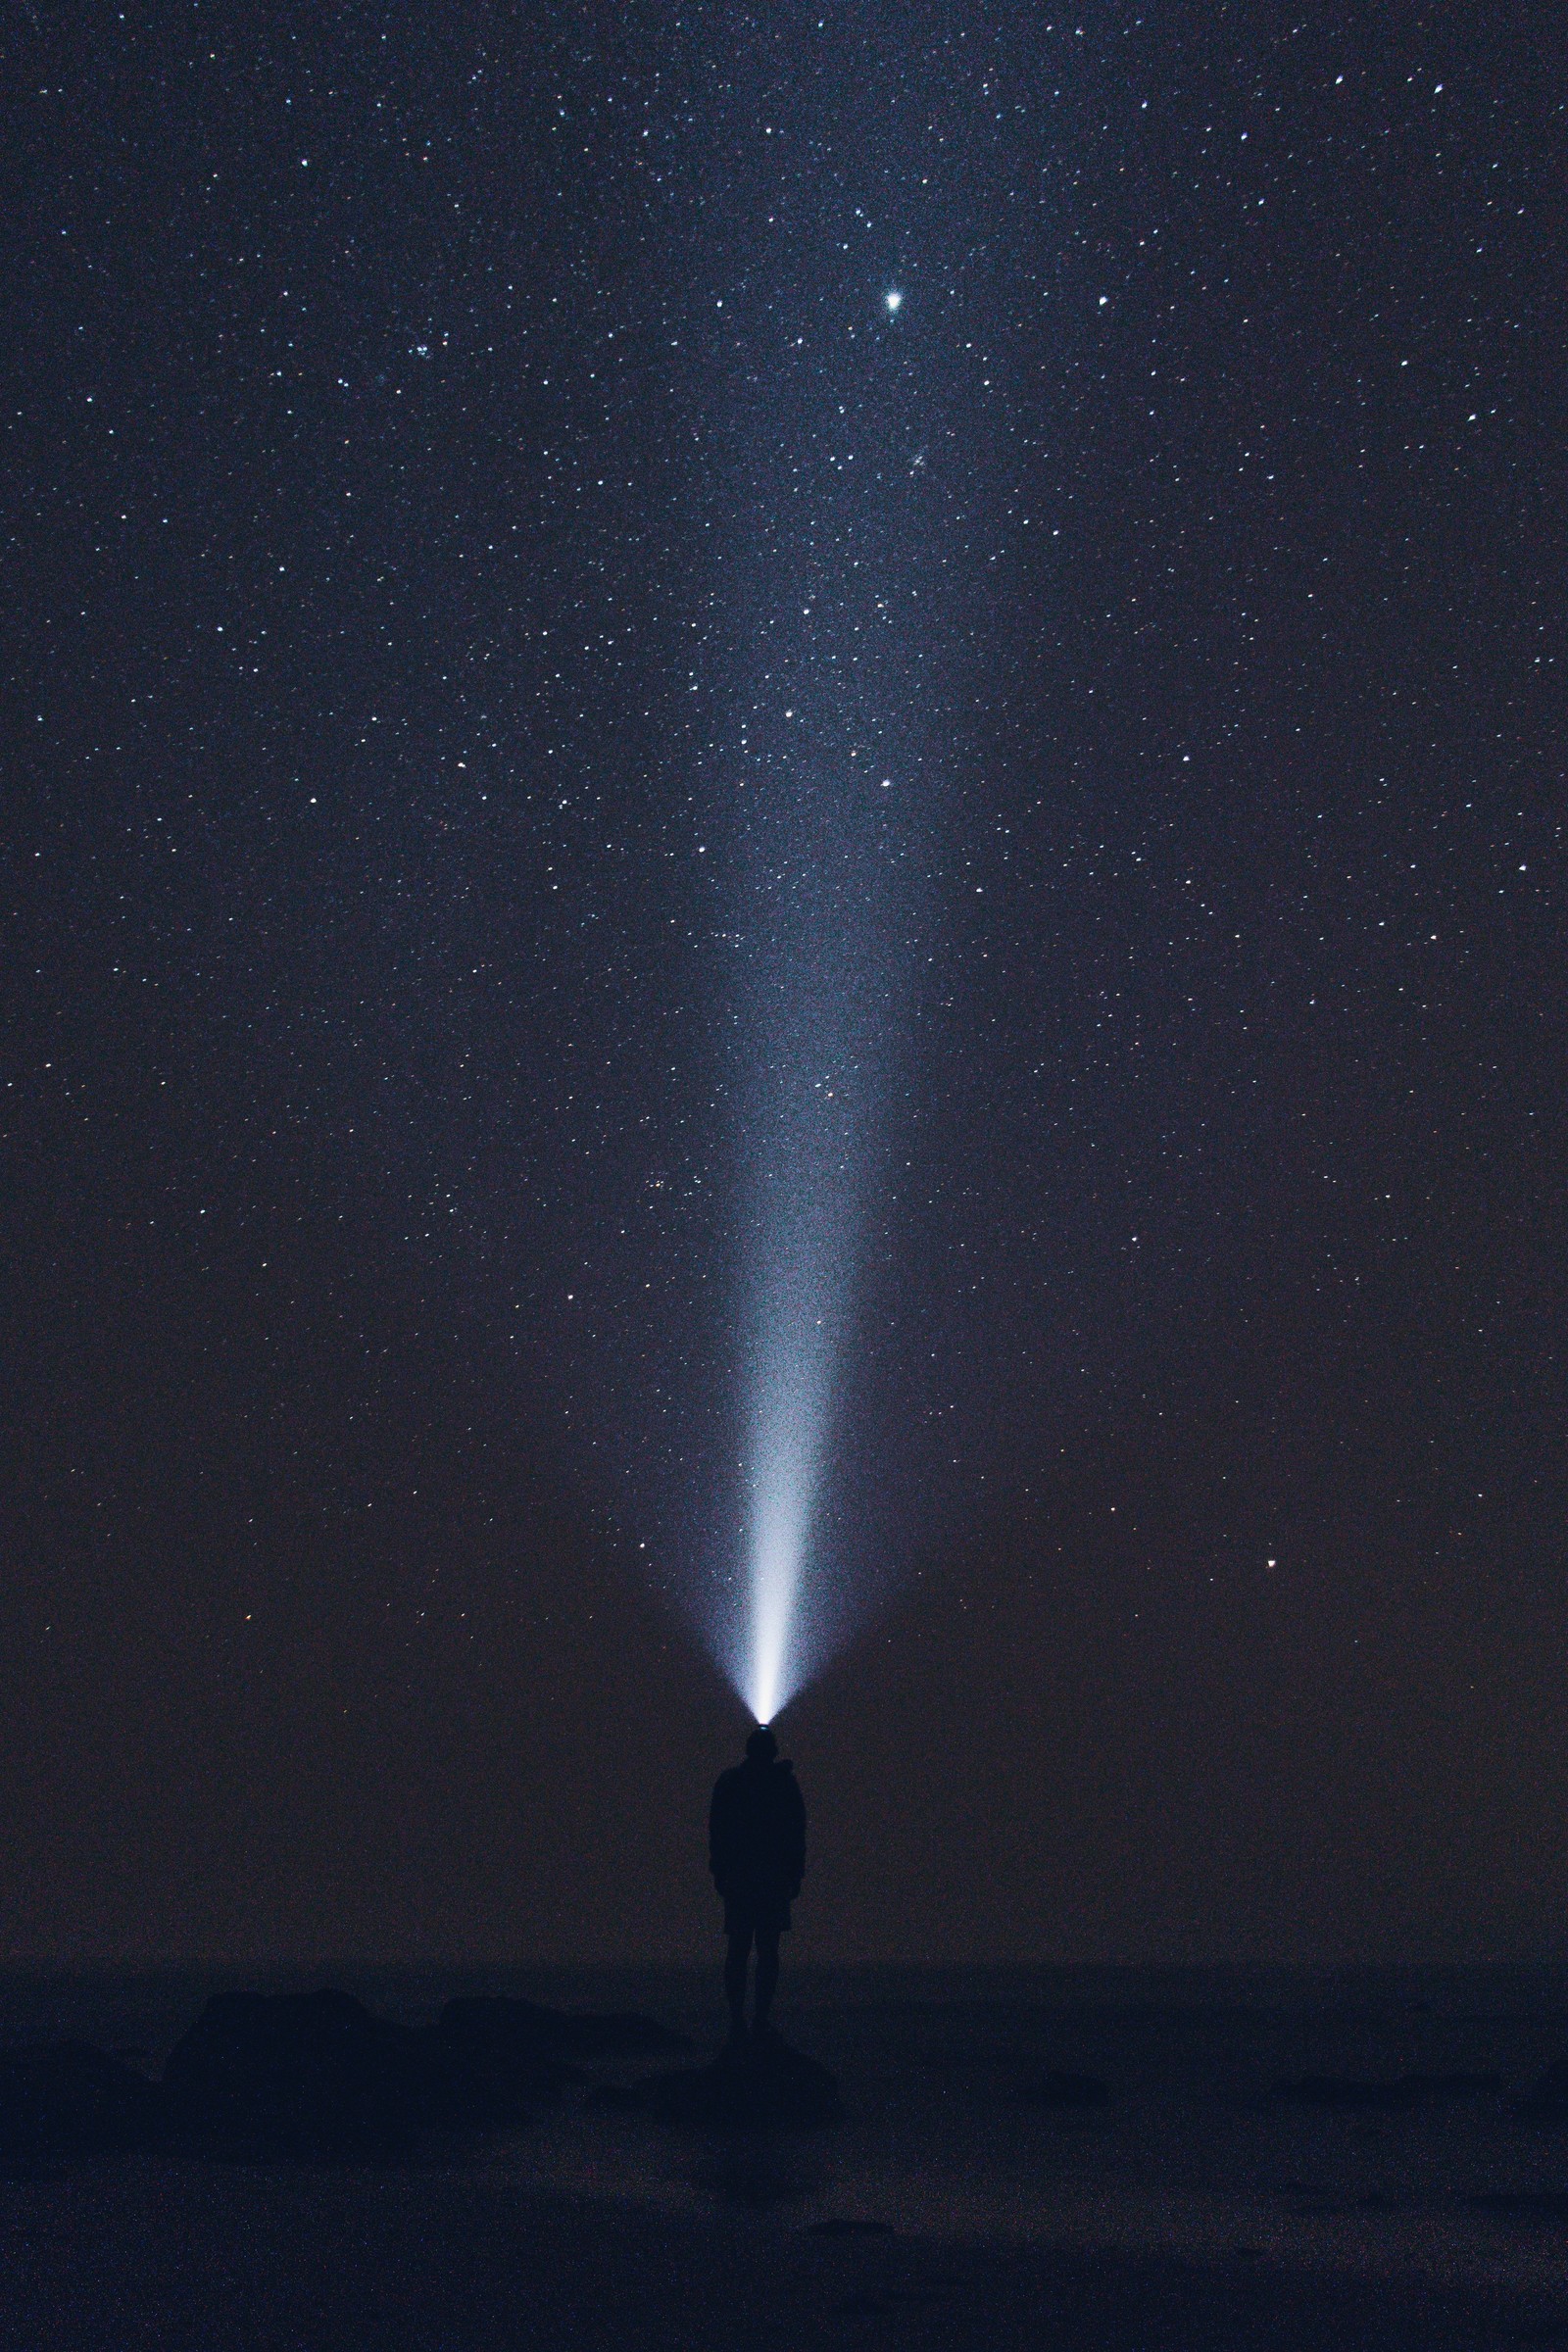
left=753, top=1928, right=781, bottom=2032
left=723, top=1927, right=753, bottom=2038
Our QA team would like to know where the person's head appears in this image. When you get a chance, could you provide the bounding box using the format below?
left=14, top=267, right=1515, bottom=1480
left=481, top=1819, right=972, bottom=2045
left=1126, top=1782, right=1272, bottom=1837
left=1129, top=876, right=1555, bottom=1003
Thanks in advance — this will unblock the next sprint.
left=746, top=1725, right=779, bottom=1765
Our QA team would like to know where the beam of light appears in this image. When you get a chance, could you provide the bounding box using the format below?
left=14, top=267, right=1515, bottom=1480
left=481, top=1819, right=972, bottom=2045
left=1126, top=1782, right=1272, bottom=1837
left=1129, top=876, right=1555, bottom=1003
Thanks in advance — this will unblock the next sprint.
left=731, top=823, right=882, bottom=1723
left=746, top=1416, right=816, bottom=1726
left=575, top=25, right=1016, bottom=1733
left=740, top=1126, right=849, bottom=1721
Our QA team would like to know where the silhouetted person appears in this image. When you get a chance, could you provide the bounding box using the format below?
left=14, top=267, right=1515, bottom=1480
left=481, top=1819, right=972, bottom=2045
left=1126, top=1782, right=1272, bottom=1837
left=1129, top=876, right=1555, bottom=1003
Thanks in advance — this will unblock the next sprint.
left=710, top=1725, right=806, bottom=2044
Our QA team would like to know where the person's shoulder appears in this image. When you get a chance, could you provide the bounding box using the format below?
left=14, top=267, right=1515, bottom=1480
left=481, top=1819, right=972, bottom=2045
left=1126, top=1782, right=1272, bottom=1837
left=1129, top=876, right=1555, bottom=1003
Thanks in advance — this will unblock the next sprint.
left=712, top=1762, right=746, bottom=1794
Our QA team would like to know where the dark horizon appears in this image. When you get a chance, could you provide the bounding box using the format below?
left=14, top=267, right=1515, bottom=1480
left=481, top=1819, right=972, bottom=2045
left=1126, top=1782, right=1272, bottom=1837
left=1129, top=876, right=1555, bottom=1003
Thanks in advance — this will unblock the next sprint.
left=4, top=3, right=1564, bottom=1971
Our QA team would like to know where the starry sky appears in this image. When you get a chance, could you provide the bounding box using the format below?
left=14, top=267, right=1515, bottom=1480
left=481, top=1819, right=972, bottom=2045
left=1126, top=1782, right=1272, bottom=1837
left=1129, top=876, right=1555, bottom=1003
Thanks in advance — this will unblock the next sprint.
left=4, top=3, right=1565, bottom=1966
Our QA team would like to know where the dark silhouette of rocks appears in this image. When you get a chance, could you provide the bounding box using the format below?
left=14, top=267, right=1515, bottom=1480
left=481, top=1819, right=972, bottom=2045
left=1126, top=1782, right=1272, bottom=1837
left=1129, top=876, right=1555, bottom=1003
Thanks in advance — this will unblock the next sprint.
left=637, top=2030, right=842, bottom=2131
left=1471, top=2188, right=1568, bottom=2218
left=1511, top=2061, right=1568, bottom=2120
left=1274, top=2185, right=1398, bottom=2215
left=422, top=1999, right=578, bottom=2128
left=0, top=2040, right=163, bottom=2164
left=582, top=2080, right=649, bottom=2112
left=807, top=2216, right=894, bottom=2237
left=164, top=1986, right=685, bottom=2151
left=437, top=1994, right=689, bottom=2064
left=1268, top=2071, right=1497, bottom=2112
left=163, top=1988, right=457, bottom=2152
left=1409, top=2070, right=1498, bottom=2098
left=0, top=1987, right=693, bottom=2163
left=1020, top=2068, right=1113, bottom=2109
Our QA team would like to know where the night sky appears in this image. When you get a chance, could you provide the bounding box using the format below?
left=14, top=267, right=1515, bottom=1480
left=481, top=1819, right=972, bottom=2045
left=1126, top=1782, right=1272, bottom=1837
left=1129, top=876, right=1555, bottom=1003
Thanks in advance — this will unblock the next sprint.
left=5, top=4, right=1565, bottom=1968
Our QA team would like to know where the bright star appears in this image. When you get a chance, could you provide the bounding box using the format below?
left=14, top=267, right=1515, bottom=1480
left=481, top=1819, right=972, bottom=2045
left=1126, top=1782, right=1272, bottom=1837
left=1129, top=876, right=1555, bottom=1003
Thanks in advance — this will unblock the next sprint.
left=885, top=288, right=903, bottom=316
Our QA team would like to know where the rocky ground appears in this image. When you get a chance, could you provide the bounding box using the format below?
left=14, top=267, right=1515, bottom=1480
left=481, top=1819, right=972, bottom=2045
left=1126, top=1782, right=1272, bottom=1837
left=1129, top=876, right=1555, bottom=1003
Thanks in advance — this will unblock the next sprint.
left=6, top=1967, right=1568, bottom=2347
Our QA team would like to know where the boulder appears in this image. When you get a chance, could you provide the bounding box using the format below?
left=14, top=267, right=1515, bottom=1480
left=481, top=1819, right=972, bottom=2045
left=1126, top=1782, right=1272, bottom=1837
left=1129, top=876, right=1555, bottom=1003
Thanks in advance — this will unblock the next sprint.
left=583, top=2081, right=648, bottom=2113
left=0, top=2041, right=164, bottom=2163
left=1471, top=2188, right=1568, bottom=2217
left=164, top=1986, right=690, bottom=2151
left=1513, top=2061, right=1568, bottom=2121
left=1269, top=2071, right=1496, bottom=2112
left=164, top=1987, right=445, bottom=2152
left=640, top=2031, right=842, bottom=2131
left=428, top=1999, right=577, bottom=2123
left=1020, top=2068, right=1112, bottom=2109
left=436, top=1994, right=687, bottom=2066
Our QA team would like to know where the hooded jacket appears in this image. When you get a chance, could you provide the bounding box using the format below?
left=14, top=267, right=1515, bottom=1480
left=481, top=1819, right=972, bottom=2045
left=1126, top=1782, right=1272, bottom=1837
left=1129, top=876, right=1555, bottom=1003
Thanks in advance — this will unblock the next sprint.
left=709, top=1755, right=807, bottom=1904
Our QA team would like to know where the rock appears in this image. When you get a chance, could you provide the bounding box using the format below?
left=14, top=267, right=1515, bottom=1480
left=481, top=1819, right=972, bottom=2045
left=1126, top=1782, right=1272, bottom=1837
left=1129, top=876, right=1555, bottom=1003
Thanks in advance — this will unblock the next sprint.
left=0, top=1986, right=679, bottom=2165
left=166, top=1988, right=422, bottom=2150
left=427, top=2000, right=575, bottom=2122
left=1269, top=2074, right=1415, bottom=2111
left=1269, top=2071, right=1497, bottom=2112
left=164, top=1987, right=662, bottom=2151
left=1512, top=2061, right=1568, bottom=2121
left=583, top=2081, right=648, bottom=2113
left=165, top=1988, right=450, bottom=2152
left=554, top=2010, right=691, bottom=2057
left=1471, top=2189, right=1568, bottom=2219
left=640, top=2032, right=843, bottom=2131
left=1275, top=2185, right=1397, bottom=2214
left=0, top=2041, right=164, bottom=2163
left=436, top=1994, right=687, bottom=2064
left=1020, top=2068, right=1112, bottom=2109
left=1399, top=2071, right=1498, bottom=2098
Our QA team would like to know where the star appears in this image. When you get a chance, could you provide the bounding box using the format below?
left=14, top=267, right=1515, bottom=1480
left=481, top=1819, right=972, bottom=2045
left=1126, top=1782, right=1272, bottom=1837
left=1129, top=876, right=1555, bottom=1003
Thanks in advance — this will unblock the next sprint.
left=884, top=288, right=903, bottom=316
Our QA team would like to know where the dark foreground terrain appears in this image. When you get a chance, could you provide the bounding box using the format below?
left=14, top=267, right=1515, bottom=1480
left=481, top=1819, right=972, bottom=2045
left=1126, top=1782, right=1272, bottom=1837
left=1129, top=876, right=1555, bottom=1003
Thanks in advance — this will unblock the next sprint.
left=8, top=1967, right=1568, bottom=2349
